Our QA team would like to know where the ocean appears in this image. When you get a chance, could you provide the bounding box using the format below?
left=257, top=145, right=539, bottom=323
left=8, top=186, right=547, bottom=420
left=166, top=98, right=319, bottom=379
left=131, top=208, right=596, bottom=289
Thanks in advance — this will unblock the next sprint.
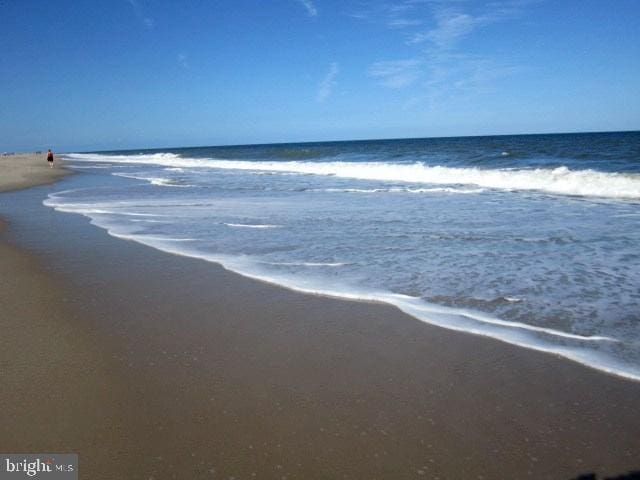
left=46, top=131, right=640, bottom=380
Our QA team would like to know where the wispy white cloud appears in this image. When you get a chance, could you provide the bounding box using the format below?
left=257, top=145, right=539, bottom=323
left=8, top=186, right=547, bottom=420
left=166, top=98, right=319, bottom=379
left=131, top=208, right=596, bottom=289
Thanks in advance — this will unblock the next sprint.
left=317, top=63, right=339, bottom=102
left=388, top=18, right=423, bottom=29
left=407, top=0, right=538, bottom=48
left=368, top=59, right=422, bottom=88
left=127, top=0, right=155, bottom=29
left=404, top=53, right=528, bottom=110
left=361, top=0, right=537, bottom=106
left=347, top=2, right=422, bottom=29
left=296, top=0, right=318, bottom=17
left=409, top=9, right=486, bottom=48
left=177, top=53, right=189, bottom=69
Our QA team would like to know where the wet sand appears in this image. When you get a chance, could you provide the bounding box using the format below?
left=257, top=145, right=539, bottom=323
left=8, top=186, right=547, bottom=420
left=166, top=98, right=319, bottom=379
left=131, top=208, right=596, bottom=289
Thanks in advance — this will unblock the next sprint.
left=0, top=221, right=132, bottom=477
left=0, top=164, right=639, bottom=479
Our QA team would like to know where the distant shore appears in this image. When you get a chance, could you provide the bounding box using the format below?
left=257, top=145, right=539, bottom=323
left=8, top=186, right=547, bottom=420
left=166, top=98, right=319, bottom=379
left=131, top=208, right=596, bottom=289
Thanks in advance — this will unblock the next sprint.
left=0, top=156, right=639, bottom=479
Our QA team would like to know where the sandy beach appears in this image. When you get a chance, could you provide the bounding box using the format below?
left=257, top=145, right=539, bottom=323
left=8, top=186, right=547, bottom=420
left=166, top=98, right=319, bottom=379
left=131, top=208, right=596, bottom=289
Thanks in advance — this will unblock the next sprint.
left=0, top=153, right=69, bottom=192
left=1, top=157, right=639, bottom=479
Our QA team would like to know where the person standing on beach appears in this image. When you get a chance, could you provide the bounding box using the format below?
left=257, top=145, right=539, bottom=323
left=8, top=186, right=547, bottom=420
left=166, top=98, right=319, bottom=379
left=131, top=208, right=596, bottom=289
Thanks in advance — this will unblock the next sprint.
left=47, top=149, right=54, bottom=168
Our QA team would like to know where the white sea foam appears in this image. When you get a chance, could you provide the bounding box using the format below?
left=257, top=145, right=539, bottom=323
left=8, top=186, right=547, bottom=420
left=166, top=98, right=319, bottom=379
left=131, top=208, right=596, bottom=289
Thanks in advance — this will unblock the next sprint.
left=45, top=152, right=640, bottom=383
left=42, top=195, right=167, bottom=218
left=316, top=187, right=484, bottom=194
left=69, top=164, right=114, bottom=169
left=504, top=296, right=524, bottom=303
left=66, top=152, right=640, bottom=199
left=113, top=235, right=195, bottom=242
left=223, top=223, right=282, bottom=229
left=43, top=188, right=640, bottom=382
left=113, top=172, right=193, bottom=187
left=262, top=261, right=347, bottom=267
left=67, top=152, right=182, bottom=163
left=83, top=229, right=640, bottom=380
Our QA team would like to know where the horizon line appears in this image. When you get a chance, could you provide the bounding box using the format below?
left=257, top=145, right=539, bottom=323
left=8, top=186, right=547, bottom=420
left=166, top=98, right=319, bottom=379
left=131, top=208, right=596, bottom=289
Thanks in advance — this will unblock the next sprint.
left=5, top=128, right=638, bottom=155
left=74, top=128, right=640, bottom=155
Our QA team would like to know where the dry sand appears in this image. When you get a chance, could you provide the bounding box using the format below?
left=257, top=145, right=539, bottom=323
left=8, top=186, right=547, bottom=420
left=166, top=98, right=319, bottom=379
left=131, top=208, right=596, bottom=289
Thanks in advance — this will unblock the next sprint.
left=0, top=153, right=69, bottom=192
left=1, top=157, right=639, bottom=479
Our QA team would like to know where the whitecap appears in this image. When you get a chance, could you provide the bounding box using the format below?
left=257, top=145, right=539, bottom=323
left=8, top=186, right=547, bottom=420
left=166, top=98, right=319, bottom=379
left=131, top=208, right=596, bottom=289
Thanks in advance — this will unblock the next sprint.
left=65, top=153, right=640, bottom=200
left=262, top=261, right=347, bottom=267
left=223, top=223, right=282, bottom=229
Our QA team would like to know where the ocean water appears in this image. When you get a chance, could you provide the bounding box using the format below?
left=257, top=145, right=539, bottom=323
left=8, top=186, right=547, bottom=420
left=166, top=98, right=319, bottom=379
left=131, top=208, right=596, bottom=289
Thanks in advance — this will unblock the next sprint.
left=46, top=132, right=640, bottom=380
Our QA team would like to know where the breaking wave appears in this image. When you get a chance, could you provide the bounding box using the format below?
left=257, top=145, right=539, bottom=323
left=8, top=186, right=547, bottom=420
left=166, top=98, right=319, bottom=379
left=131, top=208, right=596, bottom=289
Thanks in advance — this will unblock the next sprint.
left=66, top=153, right=640, bottom=199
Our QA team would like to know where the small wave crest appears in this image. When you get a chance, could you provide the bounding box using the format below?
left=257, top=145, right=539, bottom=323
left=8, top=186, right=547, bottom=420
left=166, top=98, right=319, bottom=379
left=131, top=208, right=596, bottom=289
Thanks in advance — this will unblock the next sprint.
left=315, top=187, right=484, bottom=194
left=112, top=172, right=193, bottom=188
left=262, top=261, right=347, bottom=267
left=67, top=152, right=182, bottom=163
left=223, top=223, right=282, bottom=229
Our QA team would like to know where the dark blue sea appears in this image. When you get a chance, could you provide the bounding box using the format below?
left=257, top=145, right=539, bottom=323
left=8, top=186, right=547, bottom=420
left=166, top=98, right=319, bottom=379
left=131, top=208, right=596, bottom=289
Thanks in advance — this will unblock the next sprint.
left=47, top=131, right=640, bottom=379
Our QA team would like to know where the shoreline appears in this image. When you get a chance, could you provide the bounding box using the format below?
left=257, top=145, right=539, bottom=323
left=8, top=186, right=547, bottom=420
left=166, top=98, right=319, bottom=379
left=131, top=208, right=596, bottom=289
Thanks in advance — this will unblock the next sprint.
left=44, top=155, right=639, bottom=383
left=1, top=162, right=639, bottom=478
left=109, top=236, right=640, bottom=384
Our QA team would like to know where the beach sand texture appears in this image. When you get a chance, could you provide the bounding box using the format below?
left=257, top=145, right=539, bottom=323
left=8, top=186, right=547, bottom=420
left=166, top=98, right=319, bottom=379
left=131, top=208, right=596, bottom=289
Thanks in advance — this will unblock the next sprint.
left=0, top=153, right=69, bottom=192
left=0, top=158, right=639, bottom=479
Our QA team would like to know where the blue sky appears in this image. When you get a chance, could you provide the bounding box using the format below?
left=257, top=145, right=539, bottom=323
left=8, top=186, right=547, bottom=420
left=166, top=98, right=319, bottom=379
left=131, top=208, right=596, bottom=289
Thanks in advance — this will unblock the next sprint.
left=1, top=0, right=639, bottom=152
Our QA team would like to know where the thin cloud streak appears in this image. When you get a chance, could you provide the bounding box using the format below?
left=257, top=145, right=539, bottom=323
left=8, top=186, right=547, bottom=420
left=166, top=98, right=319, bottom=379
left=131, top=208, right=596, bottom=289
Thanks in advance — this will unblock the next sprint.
left=368, top=59, right=422, bottom=88
left=388, top=18, right=423, bottom=28
left=126, top=0, right=155, bottom=28
left=177, top=53, right=189, bottom=69
left=296, top=0, right=318, bottom=17
left=410, top=9, right=486, bottom=48
left=317, top=63, right=339, bottom=102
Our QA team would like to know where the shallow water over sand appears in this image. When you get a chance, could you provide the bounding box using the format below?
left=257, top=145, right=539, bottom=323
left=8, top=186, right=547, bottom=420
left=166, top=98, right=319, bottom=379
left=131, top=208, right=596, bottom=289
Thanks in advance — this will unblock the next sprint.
left=47, top=132, right=640, bottom=379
